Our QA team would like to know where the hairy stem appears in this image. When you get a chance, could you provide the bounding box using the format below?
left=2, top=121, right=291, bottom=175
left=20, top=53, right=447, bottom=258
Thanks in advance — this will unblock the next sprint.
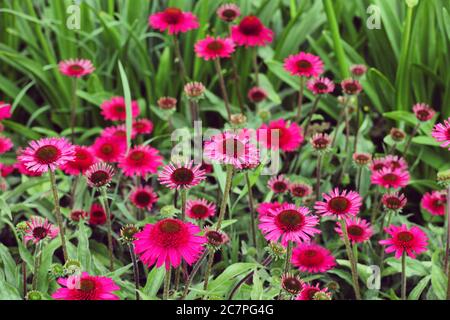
left=340, top=219, right=361, bottom=300
left=70, top=78, right=78, bottom=143
left=202, top=249, right=215, bottom=296
left=31, top=242, right=42, bottom=291
left=180, top=250, right=208, bottom=300
left=163, top=267, right=171, bottom=300
left=173, top=35, right=187, bottom=83
left=100, top=187, right=114, bottom=271
left=403, top=123, right=420, bottom=157
left=49, top=169, right=68, bottom=261
left=303, top=95, right=321, bottom=136
left=128, top=244, right=140, bottom=300
left=216, top=165, right=234, bottom=231
left=401, top=251, right=407, bottom=300
left=214, top=58, right=232, bottom=122
left=316, top=154, right=322, bottom=200
left=245, top=172, right=257, bottom=247
left=295, top=77, right=305, bottom=122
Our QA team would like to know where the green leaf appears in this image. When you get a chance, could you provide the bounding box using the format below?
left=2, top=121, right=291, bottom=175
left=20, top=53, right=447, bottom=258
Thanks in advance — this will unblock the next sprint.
left=408, top=275, right=431, bottom=300
left=431, top=251, right=447, bottom=300
left=118, top=60, right=133, bottom=152
left=142, top=266, right=165, bottom=298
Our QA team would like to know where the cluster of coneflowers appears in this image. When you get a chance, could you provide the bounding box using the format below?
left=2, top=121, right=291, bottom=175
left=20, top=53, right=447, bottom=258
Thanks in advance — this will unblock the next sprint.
left=0, top=3, right=449, bottom=301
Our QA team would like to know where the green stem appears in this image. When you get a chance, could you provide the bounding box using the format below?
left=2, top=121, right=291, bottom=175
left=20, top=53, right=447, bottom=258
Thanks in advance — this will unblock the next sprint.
left=340, top=219, right=361, bottom=300
left=48, top=169, right=68, bottom=261
left=163, top=267, right=171, bottom=300
left=245, top=172, right=257, bottom=247
left=252, top=47, right=259, bottom=86
left=214, top=58, right=232, bottom=122
left=356, top=166, right=362, bottom=194
left=174, top=189, right=188, bottom=291
left=278, top=241, right=293, bottom=300
left=70, top=78, right=77, bottom=143
left=445, top=186, right=450, bottom=283
left=181, top=250, right=208, bottom=300
left=353, top=96, right=360, bottom=152
left=128, top=244, right=140, bottom=300
left=401, top=251, right=407, bottom=300
left=216, top=165, right=234, bottom=231
left=303, top=96, right=321, bottom=136
left=22, top=238, right=27, bottom=298
left=322, top=0, right=350, bottom=78
left=295, top=77, right=305, bottom=122
left=173, top=35, right=187, bottom=84
left=403, top=123, right=420, bottom=157
left=202, top=249, right=215, bottom=296
left=316, top=154, right=322, bottom=200
left=100, top=187, right=114, bottom=271
left=31, top=242, right=42, bottom=291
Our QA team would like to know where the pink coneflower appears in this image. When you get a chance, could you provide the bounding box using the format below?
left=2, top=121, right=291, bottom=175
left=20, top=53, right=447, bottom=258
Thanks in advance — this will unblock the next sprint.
left=70, top=210, right=88, bottom=222
left=289, top=183, right=313, bottom=199
left=58, top=59, right=95, bottom=78
left=130, top=186, right=158, bottom=210
left=204, top=131, right=259, bottom=169
left=149, top=7, right=199, bottom=35
left=158, top=161, right=206, bottom=190
left=259, top=203, right=320, bottom=246
left=379, top=224, right=428, bottom=259
left=352, top=153, right=372, bottom=166
left=157, top=96, right=177, bottom=110
left=186, top=199, right=216, bottom=220
left=284, top=52, right=324, bottom=78
left=52, top=272, right=120, bottom=300
left=118, top=145, right=163, bottom=177
left=231, top=15, right=273, bottom=47
left=184, top=82, right=206, bottom=99
left=101, top=124, right=137, bottom=142
left=0, top=102, right=12, bottom=120
left=382, top=192, right=407, bottom=212
left=341, top=78, right=363, bottom=95
left=194, top=36, right=235, bottom=61
left=204, top=229, right=229, bottom=247
left=89, top=203, right=107, bottom=225
left=91, top=136, right=126, bottom=163
left=18, top=137, right=75, bottom=173
left=61, top=145, right=96, bottom=175
left=100, top=97, right=140, bottom=122
left=133, top=119, right=154, bottom=135
left=268, top=175, right=290, bottom=194
left=247, top=86, right=268, bottom=103
left=350, top=64, right=367, bottom=77
left=0, top=136, right=13, bottom=154
left=258, top=119, right=304, bottom=152
left=413, top=103, right=435, bottom=122
left=421, top=191, right=446, bottom=216
left=384, top=155, right=408, bottom=171
left=307, top=77, right=335, bottom=95
left=314, top=188, right=362, bottom=219
left=24, top=216, right=59, bottom=244
left=291, top=243, right=336, bottom=273
left=85, top=162, right=115, bottom=188
left=256, top=202, right=283, bottom=218
left=296, top=283, right=331, bottom=300
left=335, top=217, right=373, bottom=244
left=310, top=133, right=331, bottom=151
left=134, top=218, right=206, bottom=270
left=217, top=3, right=241, bottom=22
left=371, top=168, right=410, bottom=189
left=281, top=274, right=304, bottom=295
left=432, top=118, right=450, bottom=150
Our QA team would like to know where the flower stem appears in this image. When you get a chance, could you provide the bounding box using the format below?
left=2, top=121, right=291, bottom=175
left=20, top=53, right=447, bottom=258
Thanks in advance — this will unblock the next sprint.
left=214, top=58, right=232, bottom=122
left=70, top=78, right=78, bottom=143
left=216, top=165, right=234, bottom=231
left=100, top=187, right=114, bottom=271
left=228, top=25, right=245, bottom=113
left=189, top=99, right=199, bottom=126
left=22, top=238, right=27, bottom=297
left=445, top=186, right=450, bottom=290
left=295, top=77, right=305, bottom=122
left=202, top=248, right=215, bottom=296
left=48, top=169, right=68, bottom=261
left=340, top=219, right=361, bottom=300
left=252, top=47, right=259, bottom=86
left=174, top=189, right=188, bottom=291
left=181, top=250, right=208, bottom=300
left=356, top=166, right=362, bottom=194
left=278, top=241, right=293, bottom=300
left=163, top=267, right=171, bottom=300
left=353, top=96, right=360, bottom=152
left=403, top=123, right=420, bottom=157
left=344, top=102, right=351, bottom=154
left=173, top=35, right=187, bottom=84
left=31, top=242, right=42, bottom=291
left=401, top=251, right=407, bottom=300
left=316, top=154, right=322, bottom=200
left=128, top=244, right=140, bottom=300
left=303, top=95, right=321, bottom=136
left=244, top=172, right=257, bottom=247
